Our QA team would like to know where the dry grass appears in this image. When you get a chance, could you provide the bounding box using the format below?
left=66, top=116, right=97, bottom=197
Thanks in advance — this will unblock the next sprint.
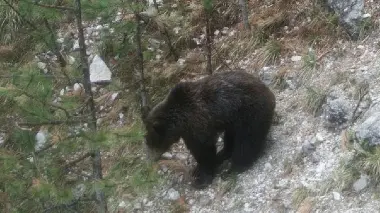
left=292, top=186, right=312, bottom=208
left=304, top=87, right=327, bottom=116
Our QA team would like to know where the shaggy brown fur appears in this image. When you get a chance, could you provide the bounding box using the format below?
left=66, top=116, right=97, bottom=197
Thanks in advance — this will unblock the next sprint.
left=143, top=70, right=276, bottom=189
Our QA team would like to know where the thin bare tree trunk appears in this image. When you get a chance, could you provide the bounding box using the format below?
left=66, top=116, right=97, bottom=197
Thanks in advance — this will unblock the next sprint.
left=239, top=0, right=250, bottom=30
left=205, top=12, right=212, bottom=75
left=134, top=10, right=149, bottom=111
left=152, top=0, right=159, bottom=11
left=74, top=0, right=107, bottom=212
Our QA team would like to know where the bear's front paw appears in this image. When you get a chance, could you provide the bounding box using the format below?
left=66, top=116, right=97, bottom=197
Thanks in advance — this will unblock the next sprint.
left=191, top=173, right=213, bottom=189
left=191, top=165, right=214, bottom=189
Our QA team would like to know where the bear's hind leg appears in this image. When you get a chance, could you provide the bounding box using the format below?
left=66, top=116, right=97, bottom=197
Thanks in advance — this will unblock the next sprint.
left=221, top=124, right=265, bottom=179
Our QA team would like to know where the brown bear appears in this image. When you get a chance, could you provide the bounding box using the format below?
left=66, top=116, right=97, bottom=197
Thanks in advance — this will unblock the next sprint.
left=142, top=70, right=276, bottom=189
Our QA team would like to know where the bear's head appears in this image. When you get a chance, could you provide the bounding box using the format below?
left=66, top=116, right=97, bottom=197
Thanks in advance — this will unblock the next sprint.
left=141, top=82, right=190, bottom=161
left=141, top=101, right=180, bottom=162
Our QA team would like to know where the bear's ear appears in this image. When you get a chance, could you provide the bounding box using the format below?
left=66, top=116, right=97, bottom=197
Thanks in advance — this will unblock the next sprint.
left=141, top=105, right=151, bottom=123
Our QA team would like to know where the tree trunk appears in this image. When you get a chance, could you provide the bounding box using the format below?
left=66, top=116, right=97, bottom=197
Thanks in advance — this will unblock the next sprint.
left=239, top=0, right=250, bottom=30
left=205, top=12, right=212, bottom=75
left=74, top=0, right=107, bottom=212
left=135, top=11, right=149, bottom=111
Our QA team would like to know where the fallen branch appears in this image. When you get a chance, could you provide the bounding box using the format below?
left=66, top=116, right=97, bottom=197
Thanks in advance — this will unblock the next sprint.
left=63, top=152, right=93, bottom=169
left=351, top=86, right=369, bottom=124
left=21, top=0, right=75, bottom=11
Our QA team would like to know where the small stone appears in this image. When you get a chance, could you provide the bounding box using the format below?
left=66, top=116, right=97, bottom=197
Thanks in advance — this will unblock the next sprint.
left=357, top=45, right=365, bottom=49
left=244, top=202, right=254, bottom=212
left=146, top=201, right=153, bottom=207
left=301, top=141, right=316, bottom=155
left=359, top=66, right=368, bottom=71
left=332, top=191, right=341, bottom=200
left=0, top=134, right=4, bottom=145
left=67, top=55, right=76, bottom=65
left=176, top=153, right=187, bottom=160
left=355, top=112, right=380, bottom=146
left=264, top=162, right=273, bottom=170
left=166, top=188, right=180, bottom=201
left=118, top=201, right=127, bottom=207
left=291, top=55, right=302, bottom=62
left=353, top=175, right=369, bottom=192
left=177, top=58, right=186, bottom=67
left=60, top=89, right=65, bottom=96
left=162, top=152, right=173, bottom=159
left=134, top=202, right=142, bottom=209
left=73, top=40, right=80, bottom=50
left=199, top=195, right=211, bottom=206
left=160, top=165, right=168, bottom=173
left=37, top=62, right=48, bottom=73
left=56, top=38, right=64, bottom=43
left=315, top=133, right=324, bottom=142
left=362, top=13, right=371, bottom=18
left=188, top=199, right=195, bottom=205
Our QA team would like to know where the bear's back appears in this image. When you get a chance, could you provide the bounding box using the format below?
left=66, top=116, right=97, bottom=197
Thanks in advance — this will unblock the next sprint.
left=173, top=71, right=276, bottom=129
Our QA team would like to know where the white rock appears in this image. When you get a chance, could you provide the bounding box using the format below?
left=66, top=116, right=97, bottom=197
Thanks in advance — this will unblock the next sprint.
left=0, top=134, right=4, bottom=145
left=73, top=40, right=80, bottom=50
left=165, top=188, right=180, bottom=201
left=118, top=201, right=127, bottom=207
left=111, top=92, right=119, bottom=102
left=229, top=30, right=236, bottom=37
left=89, top=55, right=112, bottom=83
left=96, top=118, right=102, bottom=126
left=291, top=55, right=302, bottom=62
left=162, top=152, right=173, bottom=159
left=332, top=191, right=341, bottom=200
left=264, top=162, right=273, bottom=170
left=357, top=45, right=365, bottom=49
left=244, top=202, right=254, bottom=212
left=174, top=27, right=181, bottom=34
left=362, top=13, right=371, bottom=18
left=177, top=58, right=186, bottom=67
left=316, top=133, right=324, bottom=142
left=140, top=6, right=158, bottom=17
left=176, top=153, right=187, bottom=160
left=67, top=55, right=76, bottom=65
left=56, top=38, right=64, bottom=43
left=73, top=83, right=83, bottom=92
left=353, top=174, right=369, bottom=192
left=148, top=0, right=162, bottom=5
left=37, top=62, right=48, bottom=73
left=35, top=129, right=48, bottom=151
left=133, top=202, right=141, bottom=209
left=27, top=157, right=34, bottom=163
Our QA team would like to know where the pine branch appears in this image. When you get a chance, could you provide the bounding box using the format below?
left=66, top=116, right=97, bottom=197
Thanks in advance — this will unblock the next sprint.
left=17, top=89, right=71, bottom=118
left=2, top=0, right=38, bottom=30
left=17, top=119, right=85, bottom=127
left=21, top=0, right=75, bottom=11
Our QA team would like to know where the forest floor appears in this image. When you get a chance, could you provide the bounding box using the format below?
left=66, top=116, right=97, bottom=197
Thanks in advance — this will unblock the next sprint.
left=111, top=3, right=380, bottom=213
